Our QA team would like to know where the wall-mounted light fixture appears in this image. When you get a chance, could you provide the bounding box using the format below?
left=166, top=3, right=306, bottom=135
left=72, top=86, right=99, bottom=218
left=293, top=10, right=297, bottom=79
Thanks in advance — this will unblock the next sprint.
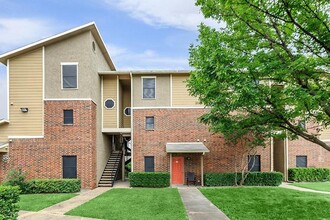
left=20, top=107, right=28, bottom=113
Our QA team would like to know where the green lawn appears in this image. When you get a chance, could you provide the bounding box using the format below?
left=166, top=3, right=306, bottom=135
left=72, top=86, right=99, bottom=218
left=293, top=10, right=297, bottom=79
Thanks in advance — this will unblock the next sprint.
left=200, top=187, right=330, bottom=220
left=292, top=182, right=330, bottom=192
left=19, top=193, right=77, bottom=211
left=66, top=188, right=188, bottom=220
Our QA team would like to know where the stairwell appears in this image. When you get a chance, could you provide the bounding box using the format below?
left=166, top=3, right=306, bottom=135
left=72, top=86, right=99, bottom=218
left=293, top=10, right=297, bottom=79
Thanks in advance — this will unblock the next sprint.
left=98, top=151, right=122, bottom=187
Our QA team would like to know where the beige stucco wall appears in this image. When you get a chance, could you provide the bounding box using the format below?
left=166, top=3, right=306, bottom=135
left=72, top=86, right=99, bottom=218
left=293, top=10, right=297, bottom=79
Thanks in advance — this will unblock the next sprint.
left=45, top=31, right=96, bottom=99
left=172, top=74, right=201, bottom=107
left=0, top=49, right=43, bottom=140
left=132, top=74, right=170, bottom=107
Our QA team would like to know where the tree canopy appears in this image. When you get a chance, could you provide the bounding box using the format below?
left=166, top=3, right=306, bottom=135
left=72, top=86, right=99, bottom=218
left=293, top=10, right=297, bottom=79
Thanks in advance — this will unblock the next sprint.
left=188, top=0, right=330, bottom=150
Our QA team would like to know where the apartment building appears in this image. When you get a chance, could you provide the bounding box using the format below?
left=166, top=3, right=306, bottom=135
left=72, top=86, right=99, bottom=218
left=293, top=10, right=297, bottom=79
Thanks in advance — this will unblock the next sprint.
left=0, top=22, right=329, bottom=188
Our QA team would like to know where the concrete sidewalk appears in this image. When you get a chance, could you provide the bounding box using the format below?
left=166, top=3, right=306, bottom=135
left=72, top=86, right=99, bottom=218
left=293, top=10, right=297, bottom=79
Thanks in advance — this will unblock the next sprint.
left=18, top=187, right=111, bottom=220
left=280, top=182, right=330, bottom=195
left=178, top=187, right=230, bottom=220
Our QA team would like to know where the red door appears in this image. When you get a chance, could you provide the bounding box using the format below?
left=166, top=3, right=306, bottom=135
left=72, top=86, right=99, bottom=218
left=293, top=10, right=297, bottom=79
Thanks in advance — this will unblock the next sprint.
left=172, top=157, right=184, bottom=184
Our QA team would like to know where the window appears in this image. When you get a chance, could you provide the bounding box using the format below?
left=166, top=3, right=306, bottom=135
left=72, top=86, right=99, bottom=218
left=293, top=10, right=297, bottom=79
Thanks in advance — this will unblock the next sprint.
left=104, top=98, right=115, bottom=109
left=142, top=77, right=156, bottom=99
left=296, top=156, right=307, bottom=167
left=64, top=110, right=73, bottom=124
left=248, top=155, right=261, bottom=172
left=144, top=156, right=154, bottom=172
left=62, top=63, right=78, bottom=89
left=146, top=116, right=154, bottom=130
left=124, top=107, right=131, bottom=116
left=63, top=156, right=77, bottom=178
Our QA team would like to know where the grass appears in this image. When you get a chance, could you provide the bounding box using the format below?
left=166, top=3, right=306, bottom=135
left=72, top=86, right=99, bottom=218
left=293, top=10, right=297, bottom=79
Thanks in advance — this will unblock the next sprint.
left=66, top=188, right=188, bottom=220
left=200, top=187, right=330, bottom=220
left=19, top=193, right=77, bottom=211
left=292, top=182, right=330, bottom=192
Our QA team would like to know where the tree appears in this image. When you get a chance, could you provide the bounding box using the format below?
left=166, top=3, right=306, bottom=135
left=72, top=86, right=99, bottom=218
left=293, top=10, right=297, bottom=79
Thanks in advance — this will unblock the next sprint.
left=188, top=0, right=330, bottom=151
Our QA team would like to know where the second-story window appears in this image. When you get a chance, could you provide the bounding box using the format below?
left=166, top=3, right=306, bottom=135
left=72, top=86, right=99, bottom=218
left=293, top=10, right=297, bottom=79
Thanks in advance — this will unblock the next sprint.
left=142, top=77, right=156, bottom=99
left=62, top=63, right=78, bottom=89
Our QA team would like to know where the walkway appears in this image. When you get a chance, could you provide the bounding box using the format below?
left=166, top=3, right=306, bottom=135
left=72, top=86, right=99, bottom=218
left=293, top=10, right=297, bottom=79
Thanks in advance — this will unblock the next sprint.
left=280, top=182, right=330, bottom=195
left=18, top=187, right=111, bottom=220
left=178, top=187, right=230, bottom=220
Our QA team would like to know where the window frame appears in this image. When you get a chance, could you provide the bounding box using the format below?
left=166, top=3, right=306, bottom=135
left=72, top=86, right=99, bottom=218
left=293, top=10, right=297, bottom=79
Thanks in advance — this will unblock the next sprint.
left=145, top=116, right=154, bottom=130
left=296, top=155, right=307, bottom=167
left=63, top=109, right=74, bottom=125
left=104, top=98, right=115, bottom=109
left=248, top=155, right=261, bottom=172
left=144, top=156, right=155, bottom=172
left=141, top=76, right=156, bottom=99
left=62, top=155, right=77, bottom=178
left=124, top=107, right=131, bottom=116
left=61, top=62, right=79, bottom=89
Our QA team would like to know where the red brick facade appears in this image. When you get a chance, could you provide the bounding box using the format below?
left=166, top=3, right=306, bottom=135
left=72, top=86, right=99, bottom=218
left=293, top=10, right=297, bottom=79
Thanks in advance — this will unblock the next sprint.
left=0, top=100, right=97, bottom=188
left=132, top=108, right=272, bottom=183
left=288, top=138, right=330, bottom=168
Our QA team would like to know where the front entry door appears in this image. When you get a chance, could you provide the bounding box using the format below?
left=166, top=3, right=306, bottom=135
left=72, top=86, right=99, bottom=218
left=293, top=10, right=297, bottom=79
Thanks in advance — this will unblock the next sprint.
left=172, top=157, right=184, bottom=184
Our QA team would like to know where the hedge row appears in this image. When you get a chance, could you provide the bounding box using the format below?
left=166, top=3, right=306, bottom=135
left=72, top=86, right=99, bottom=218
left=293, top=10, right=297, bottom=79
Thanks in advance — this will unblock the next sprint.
left=288, top=168, right=330, bottom=182
left=3, top=178, right=81, bottom=194
left=0, top=185, right=20, bottom=220
left=25, top=179, right=81, bottom=193
left=204, top=172, right=283, bottom=186
left=129, top=172, right=170, bottom=187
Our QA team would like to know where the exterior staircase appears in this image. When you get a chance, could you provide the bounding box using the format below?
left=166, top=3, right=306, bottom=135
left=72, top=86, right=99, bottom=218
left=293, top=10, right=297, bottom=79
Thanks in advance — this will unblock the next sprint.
left=98, top=151, right=122, bottom=187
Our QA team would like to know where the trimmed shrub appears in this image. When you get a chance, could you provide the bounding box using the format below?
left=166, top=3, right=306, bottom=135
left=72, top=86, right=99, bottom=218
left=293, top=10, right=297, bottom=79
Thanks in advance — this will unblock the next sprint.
left=204, top=172, right=283, bottom=186
left=0, top=185, right=20, bottom=220
left=129, top=172, right=170, bottom=187
left=288, top=168, right=330, bottom=182
left=244, top=172, right=283, bottom=186
left=25, top=179, right=81, bottom=193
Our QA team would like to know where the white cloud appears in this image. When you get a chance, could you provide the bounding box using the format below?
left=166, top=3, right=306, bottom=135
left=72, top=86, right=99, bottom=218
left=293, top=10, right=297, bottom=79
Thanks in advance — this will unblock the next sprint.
left=104, top=0, right=219, bottom=31
left=107, top=43, right=190, bottom=70
left=0, top=18, right=59, bottom=53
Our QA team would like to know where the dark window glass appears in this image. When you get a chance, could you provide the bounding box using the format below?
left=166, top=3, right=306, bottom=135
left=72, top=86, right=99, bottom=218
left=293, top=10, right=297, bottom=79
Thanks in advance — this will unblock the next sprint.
left=248, top=155, right=261, bottom=172
left=296, top=156, right=307, bottom=167
left=63, top=156, right=77, bottom=178
left=144, top=156, right=154, bottom=172
left=62, top=65, right=77, bottom=88
left=143, top=78, right=155, bottom=99
left=124, top=107, right=131, bottom=116
left=64, top=110, right=73, bottom=124
left=105, top=99, right=115, bottom=109
left=146, top=116, right=154, bottom=130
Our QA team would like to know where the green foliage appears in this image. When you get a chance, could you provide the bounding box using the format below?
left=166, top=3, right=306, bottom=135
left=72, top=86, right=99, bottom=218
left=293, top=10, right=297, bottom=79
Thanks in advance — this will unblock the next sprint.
left=204, top=172, right=283, bottom=186
left=129, top=172, right=170, bottom=187
left=188, top=0, right=330, bottom=150
left=25, top=179, right=81, bottom=193
left=0, top=185, right=20, bottom=220
left=3, top=167, right=29, bottom=193
left=288, top=168, right=330, bottom=182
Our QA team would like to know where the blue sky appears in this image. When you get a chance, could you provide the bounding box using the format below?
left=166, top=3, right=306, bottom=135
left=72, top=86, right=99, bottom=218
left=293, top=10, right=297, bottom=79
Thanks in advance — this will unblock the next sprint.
left=0, top=0, right=216, bottom=119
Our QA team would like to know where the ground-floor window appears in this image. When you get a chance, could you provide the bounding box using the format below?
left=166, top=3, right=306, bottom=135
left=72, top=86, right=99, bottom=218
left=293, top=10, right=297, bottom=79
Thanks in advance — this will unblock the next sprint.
left=296, top=155, right=307, bottom=167
left=248, top=155, right=261, bottom=172
left=144, top=156, right=154, bottom=172
left=63, top=156, right=77, bottom=178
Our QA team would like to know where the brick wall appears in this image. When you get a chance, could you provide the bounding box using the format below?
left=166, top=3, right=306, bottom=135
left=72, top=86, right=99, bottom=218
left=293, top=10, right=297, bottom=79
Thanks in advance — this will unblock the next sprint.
left=0, top=100, right=97, bottom=188
left=288, top=138, right=330, bottom=168
left=132, top=108, right=272, bottom=182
